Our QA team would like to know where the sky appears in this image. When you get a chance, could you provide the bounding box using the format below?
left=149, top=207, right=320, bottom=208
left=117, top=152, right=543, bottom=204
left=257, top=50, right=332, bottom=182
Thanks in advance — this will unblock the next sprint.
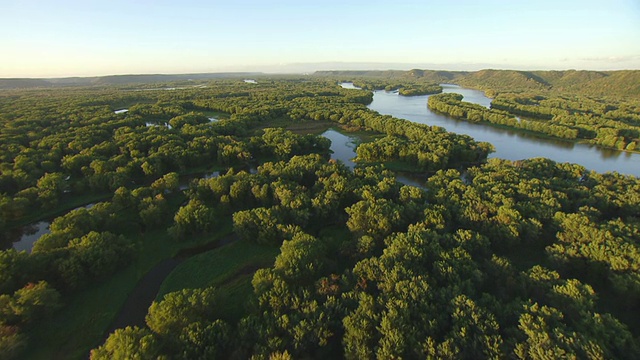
left=1, top=0, right=639, bottom=77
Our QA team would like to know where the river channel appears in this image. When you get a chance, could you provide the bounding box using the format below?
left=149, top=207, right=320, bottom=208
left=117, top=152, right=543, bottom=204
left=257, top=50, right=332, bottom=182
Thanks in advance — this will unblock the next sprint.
left=344, top=83, right=640, bottom=177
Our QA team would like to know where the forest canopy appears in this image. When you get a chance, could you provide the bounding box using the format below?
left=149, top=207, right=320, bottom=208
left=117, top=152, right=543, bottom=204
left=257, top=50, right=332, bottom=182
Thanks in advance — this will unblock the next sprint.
left=0, top=73, right=639, bottom=359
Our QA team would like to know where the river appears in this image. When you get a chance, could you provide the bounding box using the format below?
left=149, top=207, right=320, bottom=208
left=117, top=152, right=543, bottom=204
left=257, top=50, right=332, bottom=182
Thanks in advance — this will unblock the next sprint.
left=344, top=83, right=640, bottom=177
left=321, top=128, right=427, bottom=188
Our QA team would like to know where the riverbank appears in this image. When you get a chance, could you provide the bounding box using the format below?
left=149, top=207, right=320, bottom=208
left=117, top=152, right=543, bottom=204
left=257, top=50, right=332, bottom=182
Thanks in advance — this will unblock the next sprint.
left=365, top=87, right=640, bottom=176
left=427, top=97, right=640, bottom=157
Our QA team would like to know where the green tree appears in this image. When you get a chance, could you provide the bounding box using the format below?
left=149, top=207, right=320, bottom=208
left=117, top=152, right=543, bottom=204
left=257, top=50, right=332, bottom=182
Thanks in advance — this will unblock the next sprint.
left=233, top=207, right=283, bottom=244
left=146, top=287, right=218, bottom=338
left=274, top=232, right=325, bottom=282
left=90, top=326, right=162, bottom=360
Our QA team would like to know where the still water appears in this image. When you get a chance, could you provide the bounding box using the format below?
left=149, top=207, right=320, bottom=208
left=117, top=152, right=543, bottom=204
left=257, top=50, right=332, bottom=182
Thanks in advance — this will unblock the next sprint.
left=4, top=203, right=96, bottom=253
left=356, top=83, right=640, bottom=176
left=321, top=129, right=426, bottom=188
left=321, top=129, right=358, bottom=169
left=3, top=221, right=50, bottom=253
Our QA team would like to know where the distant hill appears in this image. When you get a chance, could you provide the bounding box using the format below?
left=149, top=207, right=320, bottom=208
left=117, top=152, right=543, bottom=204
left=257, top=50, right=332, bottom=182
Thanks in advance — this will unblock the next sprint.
left=315, top=69, right=469, bottom=84
left=559, top=70, right=640, bottom=97
left=4, top=69, right=639, bottom=98
left=0, top=72, right=262, bottom=89
left=318, top=69, right=640, bottom=98
left=532, top=70, right=608, bottom=88
left=0, top=78, right=53, bottom=89
left=455, top=70, right=551, bottom=93
left=455, top=69, right=640, bottom=98
left=314, top=70, right=411, bottom=78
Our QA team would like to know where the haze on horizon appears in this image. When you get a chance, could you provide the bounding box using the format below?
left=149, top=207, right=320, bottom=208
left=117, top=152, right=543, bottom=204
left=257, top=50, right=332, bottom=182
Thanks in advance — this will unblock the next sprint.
left=1, top=0, right=639, bottom=78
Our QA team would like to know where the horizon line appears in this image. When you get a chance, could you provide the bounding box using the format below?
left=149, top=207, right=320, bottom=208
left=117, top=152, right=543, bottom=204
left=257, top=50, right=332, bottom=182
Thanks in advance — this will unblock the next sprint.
left=3, top=66, right=640, bottom=81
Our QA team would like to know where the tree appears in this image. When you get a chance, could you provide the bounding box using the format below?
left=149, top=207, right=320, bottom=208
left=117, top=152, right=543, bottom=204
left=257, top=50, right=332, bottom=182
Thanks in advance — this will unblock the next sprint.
left=0, top=281, right=61, bottom=326
left=342, top=293, right=379, bottom=360
left=274, top=232, right=325, bottom=282
left=0, top=325, right=26, bottom=360
left=171, top=199, right=217, bottom=239
left=67, top=231, right=133, bottom=280
left=146, top=287, right=218, bottom=338
left=233, top=207, right=283, bottom=244
left=90, top=326, right=162, bottom=360
left=346, top=198, right=403, bottom=241
left=36, top=172, right=67, bottom=209
left=0, top=250, right=29, bottom=295
left=151, top=172, right=179, bottom=193
left=177, top=320, right=231, bottom=359
left=138, top=195, right=168, bottom=230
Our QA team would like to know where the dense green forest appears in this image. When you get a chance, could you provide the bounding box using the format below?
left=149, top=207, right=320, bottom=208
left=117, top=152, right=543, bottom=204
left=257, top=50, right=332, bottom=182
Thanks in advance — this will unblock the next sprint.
left=0, top=73, right=639, bottom=359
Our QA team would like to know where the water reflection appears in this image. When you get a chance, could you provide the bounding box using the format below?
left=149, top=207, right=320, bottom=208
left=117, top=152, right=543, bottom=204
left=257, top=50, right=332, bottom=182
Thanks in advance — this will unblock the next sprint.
left=395, top=173, right=427, bottom=189
left=145, top=122, right=173, bottom=129
left=365, top=87, right=640, bottom=176
left=5, top=201, right=99, bottom=253
left=0, top=221, right=50, bottom=253
left=14, top=221, right=50, bottom=252
left=320, top=128, right=427, bottom=188
left=321, top=129, right=357, bottom=169
left=339, top=82, right=361, bottom=90
left=441, top=84, right=492, bottom=108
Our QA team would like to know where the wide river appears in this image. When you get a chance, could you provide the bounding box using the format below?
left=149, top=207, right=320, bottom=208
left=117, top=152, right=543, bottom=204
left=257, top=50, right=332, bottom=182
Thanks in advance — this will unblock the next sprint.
left=343, top=83, right=640, bottom=177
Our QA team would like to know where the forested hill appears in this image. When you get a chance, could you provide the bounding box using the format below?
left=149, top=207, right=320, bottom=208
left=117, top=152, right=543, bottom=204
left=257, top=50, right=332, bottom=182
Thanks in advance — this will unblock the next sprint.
left=5, top=69, right=638, bottom=97
left=457, top=69, right=640, bottom=98
left=0, top=72, right=262, bottom=89
left=315, top=69, right=640, bottom=98
left=315, top=69, right=468, bottom=84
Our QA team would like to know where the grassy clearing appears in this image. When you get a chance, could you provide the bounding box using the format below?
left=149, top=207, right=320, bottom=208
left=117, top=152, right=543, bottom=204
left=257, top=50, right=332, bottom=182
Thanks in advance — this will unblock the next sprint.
left=25, top=263, right=144, bottom=360
left=22, top=219, right=234, bottom=360
left=285, top=120, right=335, bottom=135
left=157, top=238, right=280, bottom=326
left=214, top=275, right=256, bottom=323
left=158, top=239, right=280, bottom=299
left=249, top=117, right=295, bottom=133
left=249, top=117, right=380, bottom=139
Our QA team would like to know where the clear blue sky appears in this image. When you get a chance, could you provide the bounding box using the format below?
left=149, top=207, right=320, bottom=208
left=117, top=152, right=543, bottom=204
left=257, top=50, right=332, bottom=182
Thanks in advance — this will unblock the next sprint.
left=1, top=0, right=639, bottom=77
